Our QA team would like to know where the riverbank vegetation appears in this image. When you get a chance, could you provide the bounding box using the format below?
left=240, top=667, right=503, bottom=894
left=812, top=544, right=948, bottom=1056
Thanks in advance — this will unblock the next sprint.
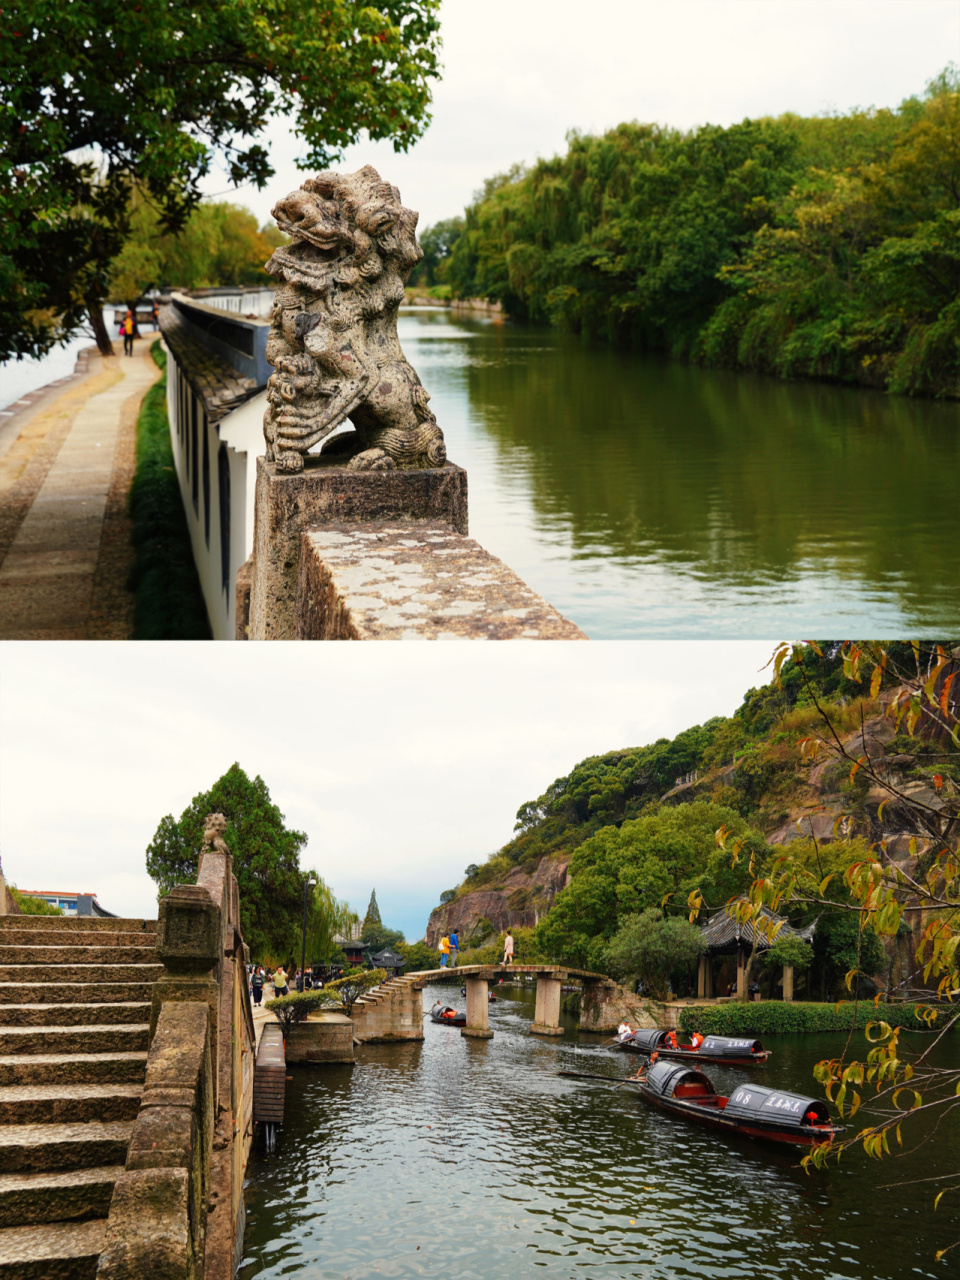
left=443, top=68, right=958, bottom=398
left=127, top=343, right=211, bottom=639
left=437, top=642, right=956, bottom=1002
left=107, top=197, right=287, bottom=302
left=677, top=1000, right=933, bottom=1036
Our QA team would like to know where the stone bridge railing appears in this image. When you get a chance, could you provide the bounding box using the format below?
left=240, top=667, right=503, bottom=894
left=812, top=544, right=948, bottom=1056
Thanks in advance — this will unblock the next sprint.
left=97, top=845, right=254, bottom=1280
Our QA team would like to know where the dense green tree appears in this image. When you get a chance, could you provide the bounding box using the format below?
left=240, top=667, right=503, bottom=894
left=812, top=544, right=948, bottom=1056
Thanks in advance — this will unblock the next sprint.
left=408, top=216, right=464, bottom=287
left=447, top=68, right=958, bottom=397
left=606, top=909, right=705, bottom=999
left=362, top=889, right=382, bottom=931
left=1, top=0, right=442, bottom=358
left=535, top=801, right=758, bottom=970
left=145, top=762, right=307, bottom=960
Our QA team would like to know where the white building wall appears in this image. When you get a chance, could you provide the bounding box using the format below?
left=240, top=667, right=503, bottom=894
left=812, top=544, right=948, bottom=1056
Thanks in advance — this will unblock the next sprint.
left=164, top=347, right=266, bottom=639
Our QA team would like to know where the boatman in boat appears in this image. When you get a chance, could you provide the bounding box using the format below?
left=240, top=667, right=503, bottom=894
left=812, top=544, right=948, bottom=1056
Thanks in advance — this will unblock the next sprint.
left=628, top=1050, right=659, bottom=1081
left=617, top=1021, right=633, bottom=1042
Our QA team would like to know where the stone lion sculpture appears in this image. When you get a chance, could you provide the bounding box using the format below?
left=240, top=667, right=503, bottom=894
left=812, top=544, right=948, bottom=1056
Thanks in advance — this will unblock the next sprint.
left=262, top=165, right=447, bottom=473
left=202, top=812, right=230, bottom=856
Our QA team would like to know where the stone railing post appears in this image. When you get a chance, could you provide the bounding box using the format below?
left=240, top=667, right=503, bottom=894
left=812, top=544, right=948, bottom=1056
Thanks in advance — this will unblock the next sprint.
left=152, top=885, right=222, bottom=1111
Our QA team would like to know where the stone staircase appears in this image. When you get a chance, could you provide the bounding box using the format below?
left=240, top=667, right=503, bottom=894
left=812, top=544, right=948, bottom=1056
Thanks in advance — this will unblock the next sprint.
left=350, top=974, right=425, bottom=1042
left=0, top=912, right=160, bottom=1279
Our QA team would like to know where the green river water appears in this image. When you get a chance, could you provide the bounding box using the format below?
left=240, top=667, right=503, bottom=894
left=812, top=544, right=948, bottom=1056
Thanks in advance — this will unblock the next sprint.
left=396, top=309, right=960, bottom=639
left=240, top=983, right=959, bottom=1280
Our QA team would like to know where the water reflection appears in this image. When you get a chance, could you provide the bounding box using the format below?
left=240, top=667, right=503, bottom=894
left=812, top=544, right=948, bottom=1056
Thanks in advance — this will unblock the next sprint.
left=240, top=983, right=957, bottom=1279
left=399, top=310, right=960, bottom=637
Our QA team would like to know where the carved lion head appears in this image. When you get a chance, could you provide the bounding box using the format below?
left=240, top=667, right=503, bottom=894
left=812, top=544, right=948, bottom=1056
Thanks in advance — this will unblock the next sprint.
left=266, top=165, right=422, bottom=292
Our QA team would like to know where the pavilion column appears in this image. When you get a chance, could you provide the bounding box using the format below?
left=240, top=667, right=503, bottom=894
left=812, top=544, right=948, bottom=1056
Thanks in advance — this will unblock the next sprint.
left=704, top=957, right=713, bottom=998
left=697, top=955, right=708, bottom=999
left=736, top=947, right=746, bottom=997
left=530, top=975, right=563, bottom=1036
left=461, top=977, right=493, bottom=1038
left=783, top=964, right=794, bottom=1002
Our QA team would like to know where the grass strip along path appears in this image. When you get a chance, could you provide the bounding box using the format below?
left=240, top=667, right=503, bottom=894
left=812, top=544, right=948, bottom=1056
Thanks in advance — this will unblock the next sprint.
left=128, top=344, right=210, bottom=639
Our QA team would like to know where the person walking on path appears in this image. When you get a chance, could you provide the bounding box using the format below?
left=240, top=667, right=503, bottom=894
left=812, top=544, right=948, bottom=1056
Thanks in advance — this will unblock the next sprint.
left=502, top=931, right=514, bottom=965
left=448, top=930, right=459, bottom=968
left=151, top=300, right=160, bottom=331
left=251, top=967, right=265, bottom=1006
left=273, top=966, right=289, bottom=997
left=121, top=310, right=135, bottom=357
left=438, top=934, right=450, bottom=968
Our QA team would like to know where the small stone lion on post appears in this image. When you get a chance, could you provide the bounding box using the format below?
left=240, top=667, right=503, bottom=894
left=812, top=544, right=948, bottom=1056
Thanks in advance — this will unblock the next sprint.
left=262, top=165, right=447, bottom=474
left=201, top=812, right=230, bottom=856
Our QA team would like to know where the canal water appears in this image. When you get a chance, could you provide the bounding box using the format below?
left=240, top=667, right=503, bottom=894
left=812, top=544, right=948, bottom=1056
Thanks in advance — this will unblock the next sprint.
left=240, top=983, right=958, bottom=1280
left=397, top=309, right=960, bottom=639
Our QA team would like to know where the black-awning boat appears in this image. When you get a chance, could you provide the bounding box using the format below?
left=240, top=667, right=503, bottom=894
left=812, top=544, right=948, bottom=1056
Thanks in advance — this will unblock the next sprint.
left=637, top=1060, right=841, bottom=1147
left=429, top=1001, right=466, bottom=1026
left=616, top=1027, right=769, bottom=1066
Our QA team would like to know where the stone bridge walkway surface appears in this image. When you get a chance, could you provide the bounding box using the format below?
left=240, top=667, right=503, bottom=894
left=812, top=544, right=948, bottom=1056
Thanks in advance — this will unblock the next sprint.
left=0, top=340, right=160, bottom=639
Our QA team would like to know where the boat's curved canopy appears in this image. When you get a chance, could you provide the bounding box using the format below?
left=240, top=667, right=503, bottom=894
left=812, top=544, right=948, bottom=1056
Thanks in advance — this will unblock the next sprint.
left=644, top=1060, right=717, bottom=1098
left=630, top=1028, right=668, bottom=1050
left=430, top=1002, right=460, bottom=1019
left=724, top=1083, right=831, bottom=1126
left=699, top=1035, right=765, bottom=1057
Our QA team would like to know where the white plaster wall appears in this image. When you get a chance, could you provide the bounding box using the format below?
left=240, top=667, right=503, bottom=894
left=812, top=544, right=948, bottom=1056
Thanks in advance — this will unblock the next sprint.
left=164, top=342, right=267, bottom=639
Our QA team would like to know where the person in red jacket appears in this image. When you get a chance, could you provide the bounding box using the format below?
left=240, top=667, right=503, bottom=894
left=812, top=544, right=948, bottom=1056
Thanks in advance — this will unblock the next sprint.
left=665, top=1029, right=678, bottom=1050
left=690, top=1030, right=704, bottom=1049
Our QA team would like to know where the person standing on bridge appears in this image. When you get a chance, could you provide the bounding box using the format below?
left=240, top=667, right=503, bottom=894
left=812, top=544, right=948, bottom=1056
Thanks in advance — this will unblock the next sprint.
left=438, top=934, right=450, bottom=967
left=448, top=929, right=459, bottom=967
left=502, top=931, right=514, bottom=965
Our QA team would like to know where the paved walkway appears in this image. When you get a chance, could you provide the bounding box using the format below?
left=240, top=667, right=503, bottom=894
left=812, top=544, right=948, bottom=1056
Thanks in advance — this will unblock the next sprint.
left=0, top=340, right=161, bottom=639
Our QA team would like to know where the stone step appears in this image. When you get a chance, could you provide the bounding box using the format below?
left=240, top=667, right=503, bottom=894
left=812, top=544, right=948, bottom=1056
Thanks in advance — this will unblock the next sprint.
left=0, top=1003, right=150, bottom=1028
left=0, top=1216, right=105, bottom=1279
left=0, top=1052, right=147, bottom=1087
left=0, top=930, right=156, bottom=949
left=0, top=964, right=162, bottom=985
left=0, top=1085, right=142, bottom=1127
left=0, top=917, right=155, bottom=933
left=0, top=1122, right=133, bottom=1174
left=0, top=983, right=154, bottom=1006
left=0, top=1025, right=149, bottom=1056
left=0, top=946, right=156, bottom=965
left=0, top=1165, right=122, bottom=1227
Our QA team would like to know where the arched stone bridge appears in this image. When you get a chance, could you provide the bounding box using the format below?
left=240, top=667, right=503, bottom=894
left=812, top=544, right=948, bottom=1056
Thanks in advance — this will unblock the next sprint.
left=350, top=964, right=639, bottom=1043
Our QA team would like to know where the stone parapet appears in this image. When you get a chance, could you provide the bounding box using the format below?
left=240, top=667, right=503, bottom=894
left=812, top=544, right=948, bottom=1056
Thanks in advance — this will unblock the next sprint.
left=294, top=522, right=587, bottom=640
left=159, top=307, right=260, bottom=425
left=286, top=1013, right=356, bottom=1064
left=97, top=1001, right=211, bottom=1280
left=248, top=456, right=468, bottom=640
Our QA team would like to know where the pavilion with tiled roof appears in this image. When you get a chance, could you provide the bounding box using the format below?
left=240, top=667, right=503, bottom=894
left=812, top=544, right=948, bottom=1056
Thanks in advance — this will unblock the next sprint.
left=697, top=902, right=816, bottom=1000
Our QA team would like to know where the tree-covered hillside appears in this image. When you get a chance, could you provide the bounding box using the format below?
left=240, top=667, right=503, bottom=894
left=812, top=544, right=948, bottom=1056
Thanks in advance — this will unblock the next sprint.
left=445, top=69, right=958, bottom=398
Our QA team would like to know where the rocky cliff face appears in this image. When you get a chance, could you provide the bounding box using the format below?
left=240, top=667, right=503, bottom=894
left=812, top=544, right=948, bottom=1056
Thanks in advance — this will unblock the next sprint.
left=424, top=856, right=570, bottom=947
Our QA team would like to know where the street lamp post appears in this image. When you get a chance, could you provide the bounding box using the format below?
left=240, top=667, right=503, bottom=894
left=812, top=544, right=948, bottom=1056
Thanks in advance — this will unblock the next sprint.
left=300, top=878, right=317, bottom=992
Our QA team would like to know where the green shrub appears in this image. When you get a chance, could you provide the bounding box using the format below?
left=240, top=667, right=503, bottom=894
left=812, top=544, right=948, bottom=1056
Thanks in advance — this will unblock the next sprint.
left=678, top=1000, right=946, bottom=1036
left=8, top=888, right=63, bottom=916
left=128, top=342, right=211, bottom=639
left=323, top=967, right=387, bottom=1008
left=264, top=989, right=336, bottom=1033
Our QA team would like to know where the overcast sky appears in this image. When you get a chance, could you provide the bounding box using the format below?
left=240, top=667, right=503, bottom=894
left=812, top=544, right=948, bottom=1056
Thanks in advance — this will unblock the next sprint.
left=1, top=642, right=776, bottom=942
left=206, top=0, right=959, bottom=230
